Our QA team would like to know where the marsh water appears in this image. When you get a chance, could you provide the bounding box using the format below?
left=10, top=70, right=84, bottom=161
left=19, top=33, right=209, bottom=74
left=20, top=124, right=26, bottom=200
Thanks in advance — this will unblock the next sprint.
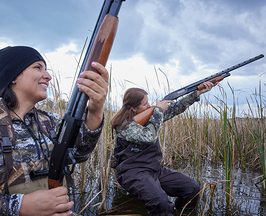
left=70, top=162, right=266, bottom=216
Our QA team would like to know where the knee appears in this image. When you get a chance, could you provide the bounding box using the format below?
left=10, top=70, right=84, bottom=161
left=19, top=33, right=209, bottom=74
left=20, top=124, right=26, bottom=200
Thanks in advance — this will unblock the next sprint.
left=146, top=193, right=170, bottom=213
left=193, top=181, right=200, bottom=195
left=187, top=180, right=200, bottom=197
left=156, top=194, right=170, bottom=211
left=180, top=181, right=200, bottom=209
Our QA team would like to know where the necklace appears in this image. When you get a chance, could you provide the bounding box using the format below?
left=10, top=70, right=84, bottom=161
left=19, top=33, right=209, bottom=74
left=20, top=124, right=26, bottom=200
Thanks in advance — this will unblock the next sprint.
left=9, top=106, right=50, bottom=162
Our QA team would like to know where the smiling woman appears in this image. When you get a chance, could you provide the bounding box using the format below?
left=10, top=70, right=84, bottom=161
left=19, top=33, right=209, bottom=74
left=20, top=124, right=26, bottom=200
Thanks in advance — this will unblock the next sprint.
left=0, top=46, right=109, bottom=216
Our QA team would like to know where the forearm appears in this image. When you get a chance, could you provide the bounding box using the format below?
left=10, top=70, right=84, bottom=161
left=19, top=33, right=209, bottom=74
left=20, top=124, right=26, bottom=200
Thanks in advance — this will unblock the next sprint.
left=85, top=107, right=104, bottom=131
left=72, top=115, right=104, bottom=162
left=163, top=91, right=200, bottom=121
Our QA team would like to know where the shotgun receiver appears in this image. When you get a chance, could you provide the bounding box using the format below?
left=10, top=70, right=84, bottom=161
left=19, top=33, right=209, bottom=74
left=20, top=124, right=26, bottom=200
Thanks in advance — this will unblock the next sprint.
left=48, top=0, right=125, bottom=189
left=134, top=54, right=264, bottom=126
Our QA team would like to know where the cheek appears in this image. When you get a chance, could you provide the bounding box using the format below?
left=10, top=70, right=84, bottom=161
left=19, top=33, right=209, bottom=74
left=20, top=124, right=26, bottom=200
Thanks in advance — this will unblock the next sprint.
left=141, top=106, right=147, bottom=112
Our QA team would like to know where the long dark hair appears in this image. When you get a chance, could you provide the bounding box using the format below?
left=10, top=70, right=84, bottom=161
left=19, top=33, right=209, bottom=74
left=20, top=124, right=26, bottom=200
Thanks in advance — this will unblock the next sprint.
left=111, top=88, right=148, bottom=130
left=0, top=86, right=18, bottom=109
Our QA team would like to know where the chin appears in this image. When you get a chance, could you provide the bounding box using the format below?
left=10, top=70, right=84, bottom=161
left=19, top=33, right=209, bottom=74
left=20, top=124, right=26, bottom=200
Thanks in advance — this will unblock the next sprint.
left=37, top=94, right=48, bottom=103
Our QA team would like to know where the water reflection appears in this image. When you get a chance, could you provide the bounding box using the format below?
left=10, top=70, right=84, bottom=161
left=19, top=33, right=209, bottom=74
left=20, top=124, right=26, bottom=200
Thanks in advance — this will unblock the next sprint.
left=70, top=162, right=266, bottom=215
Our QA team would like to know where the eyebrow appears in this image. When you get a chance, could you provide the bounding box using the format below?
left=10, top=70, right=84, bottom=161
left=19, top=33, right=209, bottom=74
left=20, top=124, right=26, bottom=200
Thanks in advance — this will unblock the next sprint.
left=37, top=62, right=43, bottom=67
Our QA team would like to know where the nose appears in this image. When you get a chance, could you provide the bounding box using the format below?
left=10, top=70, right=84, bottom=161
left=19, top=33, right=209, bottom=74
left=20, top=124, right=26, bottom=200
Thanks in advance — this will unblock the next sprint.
left=44, top=70, right=52, bottom=81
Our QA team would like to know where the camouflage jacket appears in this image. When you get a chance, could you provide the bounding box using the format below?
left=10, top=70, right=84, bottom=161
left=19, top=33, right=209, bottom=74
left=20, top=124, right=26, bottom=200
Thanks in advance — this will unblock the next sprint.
left=0, top=108, right=103, bottom=216
left=116, top=91, right=200, bottom=144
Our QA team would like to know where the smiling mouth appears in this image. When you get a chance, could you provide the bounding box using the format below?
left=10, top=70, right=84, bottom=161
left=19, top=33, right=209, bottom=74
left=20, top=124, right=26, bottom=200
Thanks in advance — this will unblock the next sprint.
left=39, top=83, right=48, bottom=90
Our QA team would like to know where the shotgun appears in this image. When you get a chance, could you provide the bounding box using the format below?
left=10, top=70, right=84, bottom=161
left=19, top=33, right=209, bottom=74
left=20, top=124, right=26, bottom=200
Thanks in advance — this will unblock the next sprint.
left=134, top=54, right=264, bottom=126
left=48, top=0, right=125, bottom=189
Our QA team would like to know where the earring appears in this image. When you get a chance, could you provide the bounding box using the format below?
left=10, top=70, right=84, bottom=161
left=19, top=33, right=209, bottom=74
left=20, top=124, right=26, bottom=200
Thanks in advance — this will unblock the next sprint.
left=11, top=81, right=16, bottom=84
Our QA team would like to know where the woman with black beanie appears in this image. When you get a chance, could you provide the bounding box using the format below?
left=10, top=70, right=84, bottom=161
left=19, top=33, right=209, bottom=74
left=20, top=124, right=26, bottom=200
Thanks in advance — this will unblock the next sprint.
left=0, top=46, right=109, bottom=216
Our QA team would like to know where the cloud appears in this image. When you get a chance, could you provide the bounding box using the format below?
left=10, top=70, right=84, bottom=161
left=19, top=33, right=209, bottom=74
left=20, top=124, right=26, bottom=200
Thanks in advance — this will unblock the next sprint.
left=201, top=0, right=266, bottom=12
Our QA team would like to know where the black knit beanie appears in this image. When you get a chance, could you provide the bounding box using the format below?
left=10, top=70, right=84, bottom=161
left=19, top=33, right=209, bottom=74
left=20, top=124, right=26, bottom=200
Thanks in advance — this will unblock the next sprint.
left=0, top=46, right=46, bottom=90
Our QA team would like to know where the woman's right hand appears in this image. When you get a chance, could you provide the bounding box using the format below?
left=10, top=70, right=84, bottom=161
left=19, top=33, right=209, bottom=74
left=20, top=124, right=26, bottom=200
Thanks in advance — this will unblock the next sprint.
left=155, top=100, right=174, bottom=111
left=19, top=186, right=74, bottom=216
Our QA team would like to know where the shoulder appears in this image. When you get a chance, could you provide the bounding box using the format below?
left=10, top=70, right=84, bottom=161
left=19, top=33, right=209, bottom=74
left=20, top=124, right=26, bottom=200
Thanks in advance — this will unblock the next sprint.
left=0, top=97, right=11, bottom=118
left=35, top=109, right=61, bottom=127
left=36, top=109, right=61, bottom=121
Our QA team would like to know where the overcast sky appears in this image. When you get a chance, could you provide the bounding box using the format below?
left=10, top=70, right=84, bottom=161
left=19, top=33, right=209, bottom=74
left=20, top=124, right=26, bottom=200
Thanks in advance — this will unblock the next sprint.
left=1, top=0, right=265, bottom=115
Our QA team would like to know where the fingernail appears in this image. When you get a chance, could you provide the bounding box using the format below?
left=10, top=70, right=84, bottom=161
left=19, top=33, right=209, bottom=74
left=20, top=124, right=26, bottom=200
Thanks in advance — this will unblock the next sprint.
left=77, top=78, right=80, bottom=82
left=92, top=62, right=97, bottom=66
left=80, top=72, right=84, bottom=77
left=77, top=83, right=80, bottom=87
left=72, top=201, right=74, bottom=205
left=70, top=211, right=73, bottom=215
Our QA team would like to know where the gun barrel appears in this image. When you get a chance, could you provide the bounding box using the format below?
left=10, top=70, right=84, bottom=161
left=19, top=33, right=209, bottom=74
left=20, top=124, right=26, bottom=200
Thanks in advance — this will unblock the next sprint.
left=191, top=54, right=264, bottom=88
left=220, top=54, right=264, bottom=74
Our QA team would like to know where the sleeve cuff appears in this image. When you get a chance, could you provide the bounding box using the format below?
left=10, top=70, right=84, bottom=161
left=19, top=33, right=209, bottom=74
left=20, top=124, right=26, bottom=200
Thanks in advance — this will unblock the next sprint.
left=17, top=194, right=24, bottom=213
left=83, top=114, right=105, bottom=134
left=191, top=91, right=200, bottom=102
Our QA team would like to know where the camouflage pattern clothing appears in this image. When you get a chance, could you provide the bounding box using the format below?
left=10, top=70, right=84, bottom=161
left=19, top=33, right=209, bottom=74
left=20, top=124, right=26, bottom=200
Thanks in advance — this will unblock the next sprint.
left=112, top=91, right=200, bottom=216
left=0, top=108, right=103, bottom=216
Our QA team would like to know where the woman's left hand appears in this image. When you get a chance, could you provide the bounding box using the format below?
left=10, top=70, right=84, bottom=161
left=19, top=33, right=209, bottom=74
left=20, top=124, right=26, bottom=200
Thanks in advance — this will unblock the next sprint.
left=197, top=81, right=217, bottom=96
left=77, top=62, right=109, bottom=130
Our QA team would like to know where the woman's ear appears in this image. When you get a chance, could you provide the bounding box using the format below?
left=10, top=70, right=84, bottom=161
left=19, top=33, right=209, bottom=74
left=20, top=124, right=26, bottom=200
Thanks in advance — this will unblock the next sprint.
left=131, top=108, right=137, bottom=115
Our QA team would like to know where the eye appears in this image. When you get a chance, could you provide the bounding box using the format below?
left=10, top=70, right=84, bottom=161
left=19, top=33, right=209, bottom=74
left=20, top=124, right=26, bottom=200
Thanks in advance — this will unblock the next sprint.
left=34, top=65, right=41, bottom=70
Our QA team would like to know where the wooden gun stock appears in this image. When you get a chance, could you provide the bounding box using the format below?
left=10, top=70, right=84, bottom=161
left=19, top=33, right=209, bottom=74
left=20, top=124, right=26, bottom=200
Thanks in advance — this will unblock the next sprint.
left=48, top=179, right=63, bottom=189
left=133, top=106, right=155, bottom=126
left=84, top=14, right=118, bottom=71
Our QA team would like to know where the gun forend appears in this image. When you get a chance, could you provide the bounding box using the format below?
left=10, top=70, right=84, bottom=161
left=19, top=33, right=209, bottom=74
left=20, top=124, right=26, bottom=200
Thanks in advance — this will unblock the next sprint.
left=197, top=73, right=230, bottom=90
